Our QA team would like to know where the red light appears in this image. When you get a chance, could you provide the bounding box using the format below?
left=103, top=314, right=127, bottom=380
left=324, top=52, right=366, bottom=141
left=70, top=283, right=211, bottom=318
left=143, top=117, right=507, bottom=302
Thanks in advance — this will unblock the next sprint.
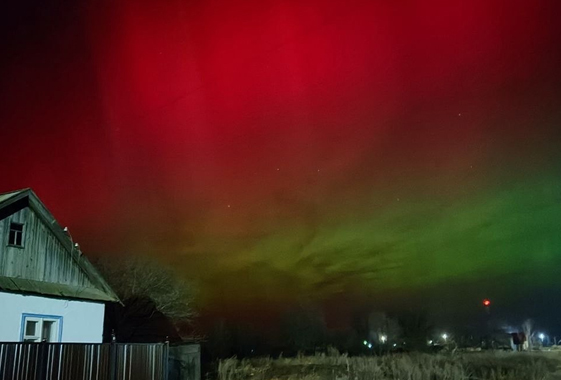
left=483, top=299, right=491, bottom=307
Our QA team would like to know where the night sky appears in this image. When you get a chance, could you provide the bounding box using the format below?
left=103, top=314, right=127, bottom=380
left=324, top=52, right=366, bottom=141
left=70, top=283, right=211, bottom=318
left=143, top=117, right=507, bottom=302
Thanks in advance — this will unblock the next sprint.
left=2, top=0, right=561, bottom=333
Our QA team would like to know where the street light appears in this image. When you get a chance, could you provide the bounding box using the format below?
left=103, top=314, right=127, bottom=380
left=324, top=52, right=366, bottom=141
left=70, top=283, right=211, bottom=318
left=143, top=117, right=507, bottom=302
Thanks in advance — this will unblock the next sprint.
left=539, top=333, right=545, bottom=341
left=380, top=335, right=387, bottom=343
left=442, top=333, right=448, bottom=341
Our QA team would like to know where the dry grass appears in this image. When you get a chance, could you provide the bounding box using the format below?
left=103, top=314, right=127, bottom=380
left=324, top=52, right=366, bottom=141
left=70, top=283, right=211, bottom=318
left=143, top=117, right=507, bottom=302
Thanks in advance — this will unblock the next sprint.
left=217, top=351, right=561, bottom=380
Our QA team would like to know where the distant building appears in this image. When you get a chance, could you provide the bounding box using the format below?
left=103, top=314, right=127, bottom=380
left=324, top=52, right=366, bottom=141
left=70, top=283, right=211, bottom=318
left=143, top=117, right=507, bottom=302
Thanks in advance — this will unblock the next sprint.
left=0, top=188, right=119, bottom=343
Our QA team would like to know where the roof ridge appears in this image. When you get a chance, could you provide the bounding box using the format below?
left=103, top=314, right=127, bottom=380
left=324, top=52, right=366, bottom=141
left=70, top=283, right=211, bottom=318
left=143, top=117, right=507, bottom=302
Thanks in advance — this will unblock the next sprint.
left=0, top=188, right=31, bottom=197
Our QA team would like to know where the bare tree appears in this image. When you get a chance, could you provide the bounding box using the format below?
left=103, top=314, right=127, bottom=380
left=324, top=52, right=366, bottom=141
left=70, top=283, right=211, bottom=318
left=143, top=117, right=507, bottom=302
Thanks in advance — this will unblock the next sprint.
left=281, top=304, right=326, bottom=353
left=521, top=319, right=534, bottom=351
left=368, top=312, right=401, bottom=345
left=398, top=311, right=433, bottom=351
left=95, top=255, right=197, bottom=341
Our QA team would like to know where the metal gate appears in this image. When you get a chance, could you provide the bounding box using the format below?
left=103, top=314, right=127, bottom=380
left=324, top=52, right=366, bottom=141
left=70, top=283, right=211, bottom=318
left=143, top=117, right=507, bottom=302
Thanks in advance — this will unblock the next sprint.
left=0, top=342, right=168, bottom=380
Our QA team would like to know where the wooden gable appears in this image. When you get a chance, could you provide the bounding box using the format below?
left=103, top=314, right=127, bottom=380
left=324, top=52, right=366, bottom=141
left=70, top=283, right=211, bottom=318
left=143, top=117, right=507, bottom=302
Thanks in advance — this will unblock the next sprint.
left=0, top=189, right=119, bottom=302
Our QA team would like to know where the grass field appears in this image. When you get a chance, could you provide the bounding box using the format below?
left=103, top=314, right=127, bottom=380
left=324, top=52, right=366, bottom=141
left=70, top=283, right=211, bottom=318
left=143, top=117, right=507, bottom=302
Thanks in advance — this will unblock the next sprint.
left=217, top=351, right=561, bottom=380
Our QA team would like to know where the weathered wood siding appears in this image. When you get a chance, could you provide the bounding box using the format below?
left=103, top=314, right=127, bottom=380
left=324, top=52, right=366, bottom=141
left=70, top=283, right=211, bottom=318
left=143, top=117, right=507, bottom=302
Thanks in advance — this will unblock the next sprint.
left=0, top=207, right=95, bottom=287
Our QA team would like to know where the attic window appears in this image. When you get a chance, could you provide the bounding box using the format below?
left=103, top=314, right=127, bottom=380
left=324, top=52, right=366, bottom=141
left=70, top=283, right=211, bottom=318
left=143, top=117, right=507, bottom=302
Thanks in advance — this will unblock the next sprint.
left=8, top=222, right=24, bottom=247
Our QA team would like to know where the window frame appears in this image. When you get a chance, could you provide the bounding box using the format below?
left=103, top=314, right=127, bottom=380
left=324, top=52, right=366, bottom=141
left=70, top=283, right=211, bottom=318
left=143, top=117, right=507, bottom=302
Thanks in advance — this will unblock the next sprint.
left=7, top=222, right=25, bottom=248
left=20, top=313, right=63, bottom=343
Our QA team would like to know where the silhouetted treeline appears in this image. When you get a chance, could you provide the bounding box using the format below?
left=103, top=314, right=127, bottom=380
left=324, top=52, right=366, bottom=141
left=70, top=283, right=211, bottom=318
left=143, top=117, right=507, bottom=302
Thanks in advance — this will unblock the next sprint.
left=202, top=307, right=438, bottom=361
left=202, top=306, right=519, bottom=363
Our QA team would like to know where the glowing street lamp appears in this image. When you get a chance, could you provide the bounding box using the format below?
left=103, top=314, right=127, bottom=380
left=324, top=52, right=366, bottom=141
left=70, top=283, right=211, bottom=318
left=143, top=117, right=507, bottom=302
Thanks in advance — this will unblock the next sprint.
left=442, top=333, right=448, bottom=342
left=380, top=335, right=387, bottom=343
left=363, top=340, right=368, bottom=346
left=539, top=333, right=545, bottom=341
left=483, top=299, right=491, bottom=307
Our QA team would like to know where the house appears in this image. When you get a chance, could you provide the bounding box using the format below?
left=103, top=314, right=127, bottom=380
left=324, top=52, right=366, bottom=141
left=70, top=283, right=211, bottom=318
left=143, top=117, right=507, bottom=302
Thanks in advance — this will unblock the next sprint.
left=0, top=188, right=119, bottom=343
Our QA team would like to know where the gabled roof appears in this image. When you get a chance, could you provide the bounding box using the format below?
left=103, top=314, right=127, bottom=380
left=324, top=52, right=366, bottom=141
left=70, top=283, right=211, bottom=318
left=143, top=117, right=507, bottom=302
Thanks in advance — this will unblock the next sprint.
left=0, top=188, right=120, bottom=303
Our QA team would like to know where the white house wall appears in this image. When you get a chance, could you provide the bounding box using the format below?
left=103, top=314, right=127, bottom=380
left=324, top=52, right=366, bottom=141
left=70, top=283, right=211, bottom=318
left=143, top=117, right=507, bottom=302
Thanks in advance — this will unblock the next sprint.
left=0, top=291, right=105, bottom=343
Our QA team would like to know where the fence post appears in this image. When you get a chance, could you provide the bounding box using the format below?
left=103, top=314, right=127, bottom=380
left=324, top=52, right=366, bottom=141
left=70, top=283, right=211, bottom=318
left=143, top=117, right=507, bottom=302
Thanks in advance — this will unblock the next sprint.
left=109, top=330, right=117, bottom=380
left=164, top=337, right=170, bottom=380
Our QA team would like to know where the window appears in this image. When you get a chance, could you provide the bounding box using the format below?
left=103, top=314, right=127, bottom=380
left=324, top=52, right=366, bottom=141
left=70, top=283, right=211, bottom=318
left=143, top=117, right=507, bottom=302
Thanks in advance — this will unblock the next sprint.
left=21, top=314, right=62, bottom=342
left=8, top=222, right=24, bottom=247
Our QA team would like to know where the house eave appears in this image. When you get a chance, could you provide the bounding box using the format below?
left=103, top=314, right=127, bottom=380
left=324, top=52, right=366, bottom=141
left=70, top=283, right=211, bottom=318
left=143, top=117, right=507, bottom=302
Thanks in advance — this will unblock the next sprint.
left=0, top=276, right=120, bottom=303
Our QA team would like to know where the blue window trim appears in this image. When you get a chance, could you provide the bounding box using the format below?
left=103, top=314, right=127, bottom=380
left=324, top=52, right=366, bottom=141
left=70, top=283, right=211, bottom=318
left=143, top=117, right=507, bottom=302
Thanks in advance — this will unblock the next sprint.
left=20, top=313, right=64, bottom=342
